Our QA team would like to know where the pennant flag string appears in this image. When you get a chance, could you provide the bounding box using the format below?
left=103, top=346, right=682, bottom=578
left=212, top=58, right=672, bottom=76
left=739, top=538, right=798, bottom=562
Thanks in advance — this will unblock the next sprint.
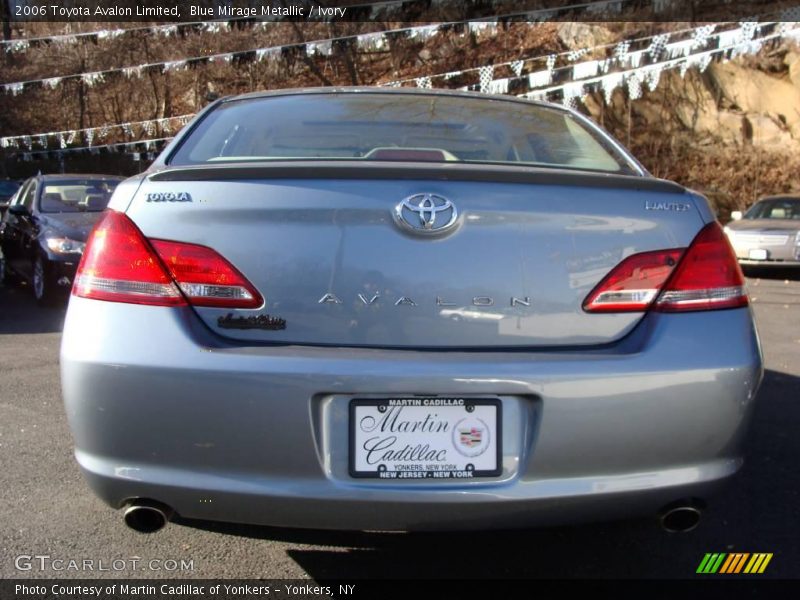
left=379, top=18, right=777, bottom=88
left=15, top=136, right=175, bottom=158
left=0, top=114, right=192, bottom=149
left=2, top=19, right=233, bottom=51
left=517, top=26, right=792, bottom=103
left=0, top=0, right=635, bottom=94
left=2, top=18, right=796, bottom=154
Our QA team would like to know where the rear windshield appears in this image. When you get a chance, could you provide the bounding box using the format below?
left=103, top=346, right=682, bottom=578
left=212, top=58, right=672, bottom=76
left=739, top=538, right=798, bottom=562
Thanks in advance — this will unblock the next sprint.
left=38, top=179, right=120, bottom=213
left=170, top=93, right=632, bottom=174
left=745, top=198, right=800, bottom=220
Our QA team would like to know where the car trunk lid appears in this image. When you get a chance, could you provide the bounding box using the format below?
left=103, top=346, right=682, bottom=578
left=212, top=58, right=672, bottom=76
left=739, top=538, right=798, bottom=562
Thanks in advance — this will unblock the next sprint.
left=125, top=165, right=704, bottom=348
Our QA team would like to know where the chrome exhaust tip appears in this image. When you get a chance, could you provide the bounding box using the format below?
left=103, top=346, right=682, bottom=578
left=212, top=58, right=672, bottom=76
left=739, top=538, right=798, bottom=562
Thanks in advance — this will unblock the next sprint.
left=123, top=501, right=173, bottom=533
left=659, top=501, right=703, bottom=533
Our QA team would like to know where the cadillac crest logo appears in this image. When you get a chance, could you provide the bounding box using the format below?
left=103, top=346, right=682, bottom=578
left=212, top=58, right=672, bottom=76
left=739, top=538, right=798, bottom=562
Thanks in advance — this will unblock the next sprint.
left=452, top=417, right=490, bottom=457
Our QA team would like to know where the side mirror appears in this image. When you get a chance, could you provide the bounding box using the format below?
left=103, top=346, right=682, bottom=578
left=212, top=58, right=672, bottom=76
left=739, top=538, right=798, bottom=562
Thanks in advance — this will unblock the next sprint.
left=8, top=204, right=29, bottom=217
left=730, top=210, right=743, bottom=221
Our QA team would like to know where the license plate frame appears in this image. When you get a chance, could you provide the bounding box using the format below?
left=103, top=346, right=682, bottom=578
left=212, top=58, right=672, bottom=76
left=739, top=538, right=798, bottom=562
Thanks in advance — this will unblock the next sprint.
left=349, top=397, right=502, bottom=480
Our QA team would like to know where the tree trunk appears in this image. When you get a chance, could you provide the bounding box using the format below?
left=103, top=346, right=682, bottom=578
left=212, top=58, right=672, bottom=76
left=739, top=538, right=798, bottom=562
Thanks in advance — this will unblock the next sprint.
left=2, top=0, right=11, bottom=41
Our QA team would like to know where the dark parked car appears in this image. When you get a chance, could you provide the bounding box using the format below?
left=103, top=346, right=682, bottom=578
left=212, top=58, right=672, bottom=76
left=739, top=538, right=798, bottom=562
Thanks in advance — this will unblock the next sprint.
left=0, top=179, right=22, bottom=216
left=0, top=174, right=123, bottom=304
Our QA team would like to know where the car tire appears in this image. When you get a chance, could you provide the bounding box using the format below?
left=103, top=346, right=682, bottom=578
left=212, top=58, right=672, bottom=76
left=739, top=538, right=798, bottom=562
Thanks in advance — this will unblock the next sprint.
left=32, top=255, right=59, bottom=306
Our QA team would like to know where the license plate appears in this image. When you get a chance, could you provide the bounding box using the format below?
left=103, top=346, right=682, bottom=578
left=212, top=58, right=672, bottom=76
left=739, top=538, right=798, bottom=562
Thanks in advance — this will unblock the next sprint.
left=349, top=398, right=501, bottom=479
left=749, top=248, right=768, bottom=260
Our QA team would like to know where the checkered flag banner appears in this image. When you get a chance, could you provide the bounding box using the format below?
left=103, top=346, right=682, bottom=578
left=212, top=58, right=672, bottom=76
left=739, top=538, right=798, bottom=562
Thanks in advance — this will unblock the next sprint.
left=626, top=74, right=642, bottom=100
left=692, top=25, right=717, bottom=49
left=564, top=96, right=579, bottom=110
left=740, top=21, right=758, bottom=40
left=647, top=34, right=671, bottom=60
left=510, top=60, right=524, bottom=77
left=479, top=65, right=494, bottom=93
left=613, top=40, right=631, bottom=62
left=415, top=76, right=432, bottom=89
left=561, top=81, right=584, bottom=106
left=646, top=65, right=663, bottom=91
left=567, top=48, right=589, bottom=62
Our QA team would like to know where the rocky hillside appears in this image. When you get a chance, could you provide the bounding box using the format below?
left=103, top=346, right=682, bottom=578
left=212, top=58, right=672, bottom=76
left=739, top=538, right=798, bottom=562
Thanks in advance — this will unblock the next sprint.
left=596, top=47, right=800, bottom=217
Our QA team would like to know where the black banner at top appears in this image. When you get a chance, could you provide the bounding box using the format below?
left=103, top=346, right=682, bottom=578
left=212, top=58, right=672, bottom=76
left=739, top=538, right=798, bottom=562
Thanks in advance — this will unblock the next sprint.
left=3, top=0, right=800, bottom=23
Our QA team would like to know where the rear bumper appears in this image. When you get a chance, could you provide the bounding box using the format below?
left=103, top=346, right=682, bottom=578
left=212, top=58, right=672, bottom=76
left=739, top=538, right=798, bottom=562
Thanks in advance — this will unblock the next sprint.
left=732, top=242, right=800, bottom=265
left=738, top=259, right=800, bottom=267
left=61, top=298, right=763, bottom=531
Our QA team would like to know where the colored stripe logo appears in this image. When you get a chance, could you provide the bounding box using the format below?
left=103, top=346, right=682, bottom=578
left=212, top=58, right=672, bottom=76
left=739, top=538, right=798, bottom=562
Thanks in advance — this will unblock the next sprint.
left=697, top=553, right=773, bottom=574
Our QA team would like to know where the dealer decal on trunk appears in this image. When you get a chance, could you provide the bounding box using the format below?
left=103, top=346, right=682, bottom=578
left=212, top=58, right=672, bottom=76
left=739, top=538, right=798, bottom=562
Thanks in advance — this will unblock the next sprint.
left=217, top=313, right=286, bottom=330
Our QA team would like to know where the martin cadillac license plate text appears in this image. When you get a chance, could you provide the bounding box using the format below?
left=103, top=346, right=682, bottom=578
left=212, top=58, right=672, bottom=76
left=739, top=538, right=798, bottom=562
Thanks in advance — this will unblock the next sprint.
left=349, top=398, right=501, bottom=479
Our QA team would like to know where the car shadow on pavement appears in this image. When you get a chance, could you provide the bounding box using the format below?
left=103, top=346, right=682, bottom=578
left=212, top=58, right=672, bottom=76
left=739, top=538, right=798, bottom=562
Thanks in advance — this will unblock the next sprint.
left=176, top=368, right=800, bottom=579
left=0, top=284, right=67, bottom=334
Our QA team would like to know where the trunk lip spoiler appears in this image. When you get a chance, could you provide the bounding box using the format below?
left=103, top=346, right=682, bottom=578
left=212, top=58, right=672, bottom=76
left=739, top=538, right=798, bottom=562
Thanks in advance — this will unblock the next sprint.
left=146, top=161, right=685, bottom=194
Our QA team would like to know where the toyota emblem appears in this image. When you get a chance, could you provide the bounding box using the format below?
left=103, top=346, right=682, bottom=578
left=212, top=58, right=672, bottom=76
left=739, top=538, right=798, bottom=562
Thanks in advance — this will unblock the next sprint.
left=394, top=193, right=458, bottom=234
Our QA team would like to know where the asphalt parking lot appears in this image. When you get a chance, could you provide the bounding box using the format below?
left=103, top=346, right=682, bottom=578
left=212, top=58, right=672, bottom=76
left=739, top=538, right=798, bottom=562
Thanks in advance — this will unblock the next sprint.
left=1, top=270, right=798, bottom=580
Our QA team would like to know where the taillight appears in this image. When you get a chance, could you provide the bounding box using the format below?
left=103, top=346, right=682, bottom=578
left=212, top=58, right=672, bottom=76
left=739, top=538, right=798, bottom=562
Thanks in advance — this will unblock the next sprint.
left=150, top=240, right=262, bottom=308
left=74, top=211, right=263, bottom=309
left=655, top=222, right=748, bottom=312
left=74, top=211, right=185, bottom=306
left=583, top=222, right=748, bottom=313
left=582, top=249, right=683, bottom=312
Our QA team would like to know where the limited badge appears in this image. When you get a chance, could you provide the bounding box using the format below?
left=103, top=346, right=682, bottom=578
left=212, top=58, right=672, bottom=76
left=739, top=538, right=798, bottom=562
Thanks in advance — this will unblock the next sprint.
left=217, top=313, right=286, bottom=330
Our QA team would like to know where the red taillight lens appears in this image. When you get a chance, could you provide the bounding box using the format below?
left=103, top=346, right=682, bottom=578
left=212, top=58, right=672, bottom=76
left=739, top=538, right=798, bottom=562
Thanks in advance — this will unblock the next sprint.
left=74, top=211, right=263, bottom=309
left=583, top=222, right=748, bottom=313
left=582, top=249, right=683, bottom=312
left=74, top=211, right=185, bottom=306
left=150, top=240, right=262, bottom=309
left=655, top=222, right=748, bottom=312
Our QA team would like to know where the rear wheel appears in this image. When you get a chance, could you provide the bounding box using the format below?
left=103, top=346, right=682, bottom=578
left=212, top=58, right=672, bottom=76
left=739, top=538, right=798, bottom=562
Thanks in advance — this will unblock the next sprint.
left=33, top=256, right=59, bottom=306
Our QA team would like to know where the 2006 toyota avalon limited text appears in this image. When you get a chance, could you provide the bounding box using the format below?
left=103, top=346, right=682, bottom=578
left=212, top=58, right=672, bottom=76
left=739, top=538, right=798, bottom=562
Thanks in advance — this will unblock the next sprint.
left=60, top=89, right=762, bottom=534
